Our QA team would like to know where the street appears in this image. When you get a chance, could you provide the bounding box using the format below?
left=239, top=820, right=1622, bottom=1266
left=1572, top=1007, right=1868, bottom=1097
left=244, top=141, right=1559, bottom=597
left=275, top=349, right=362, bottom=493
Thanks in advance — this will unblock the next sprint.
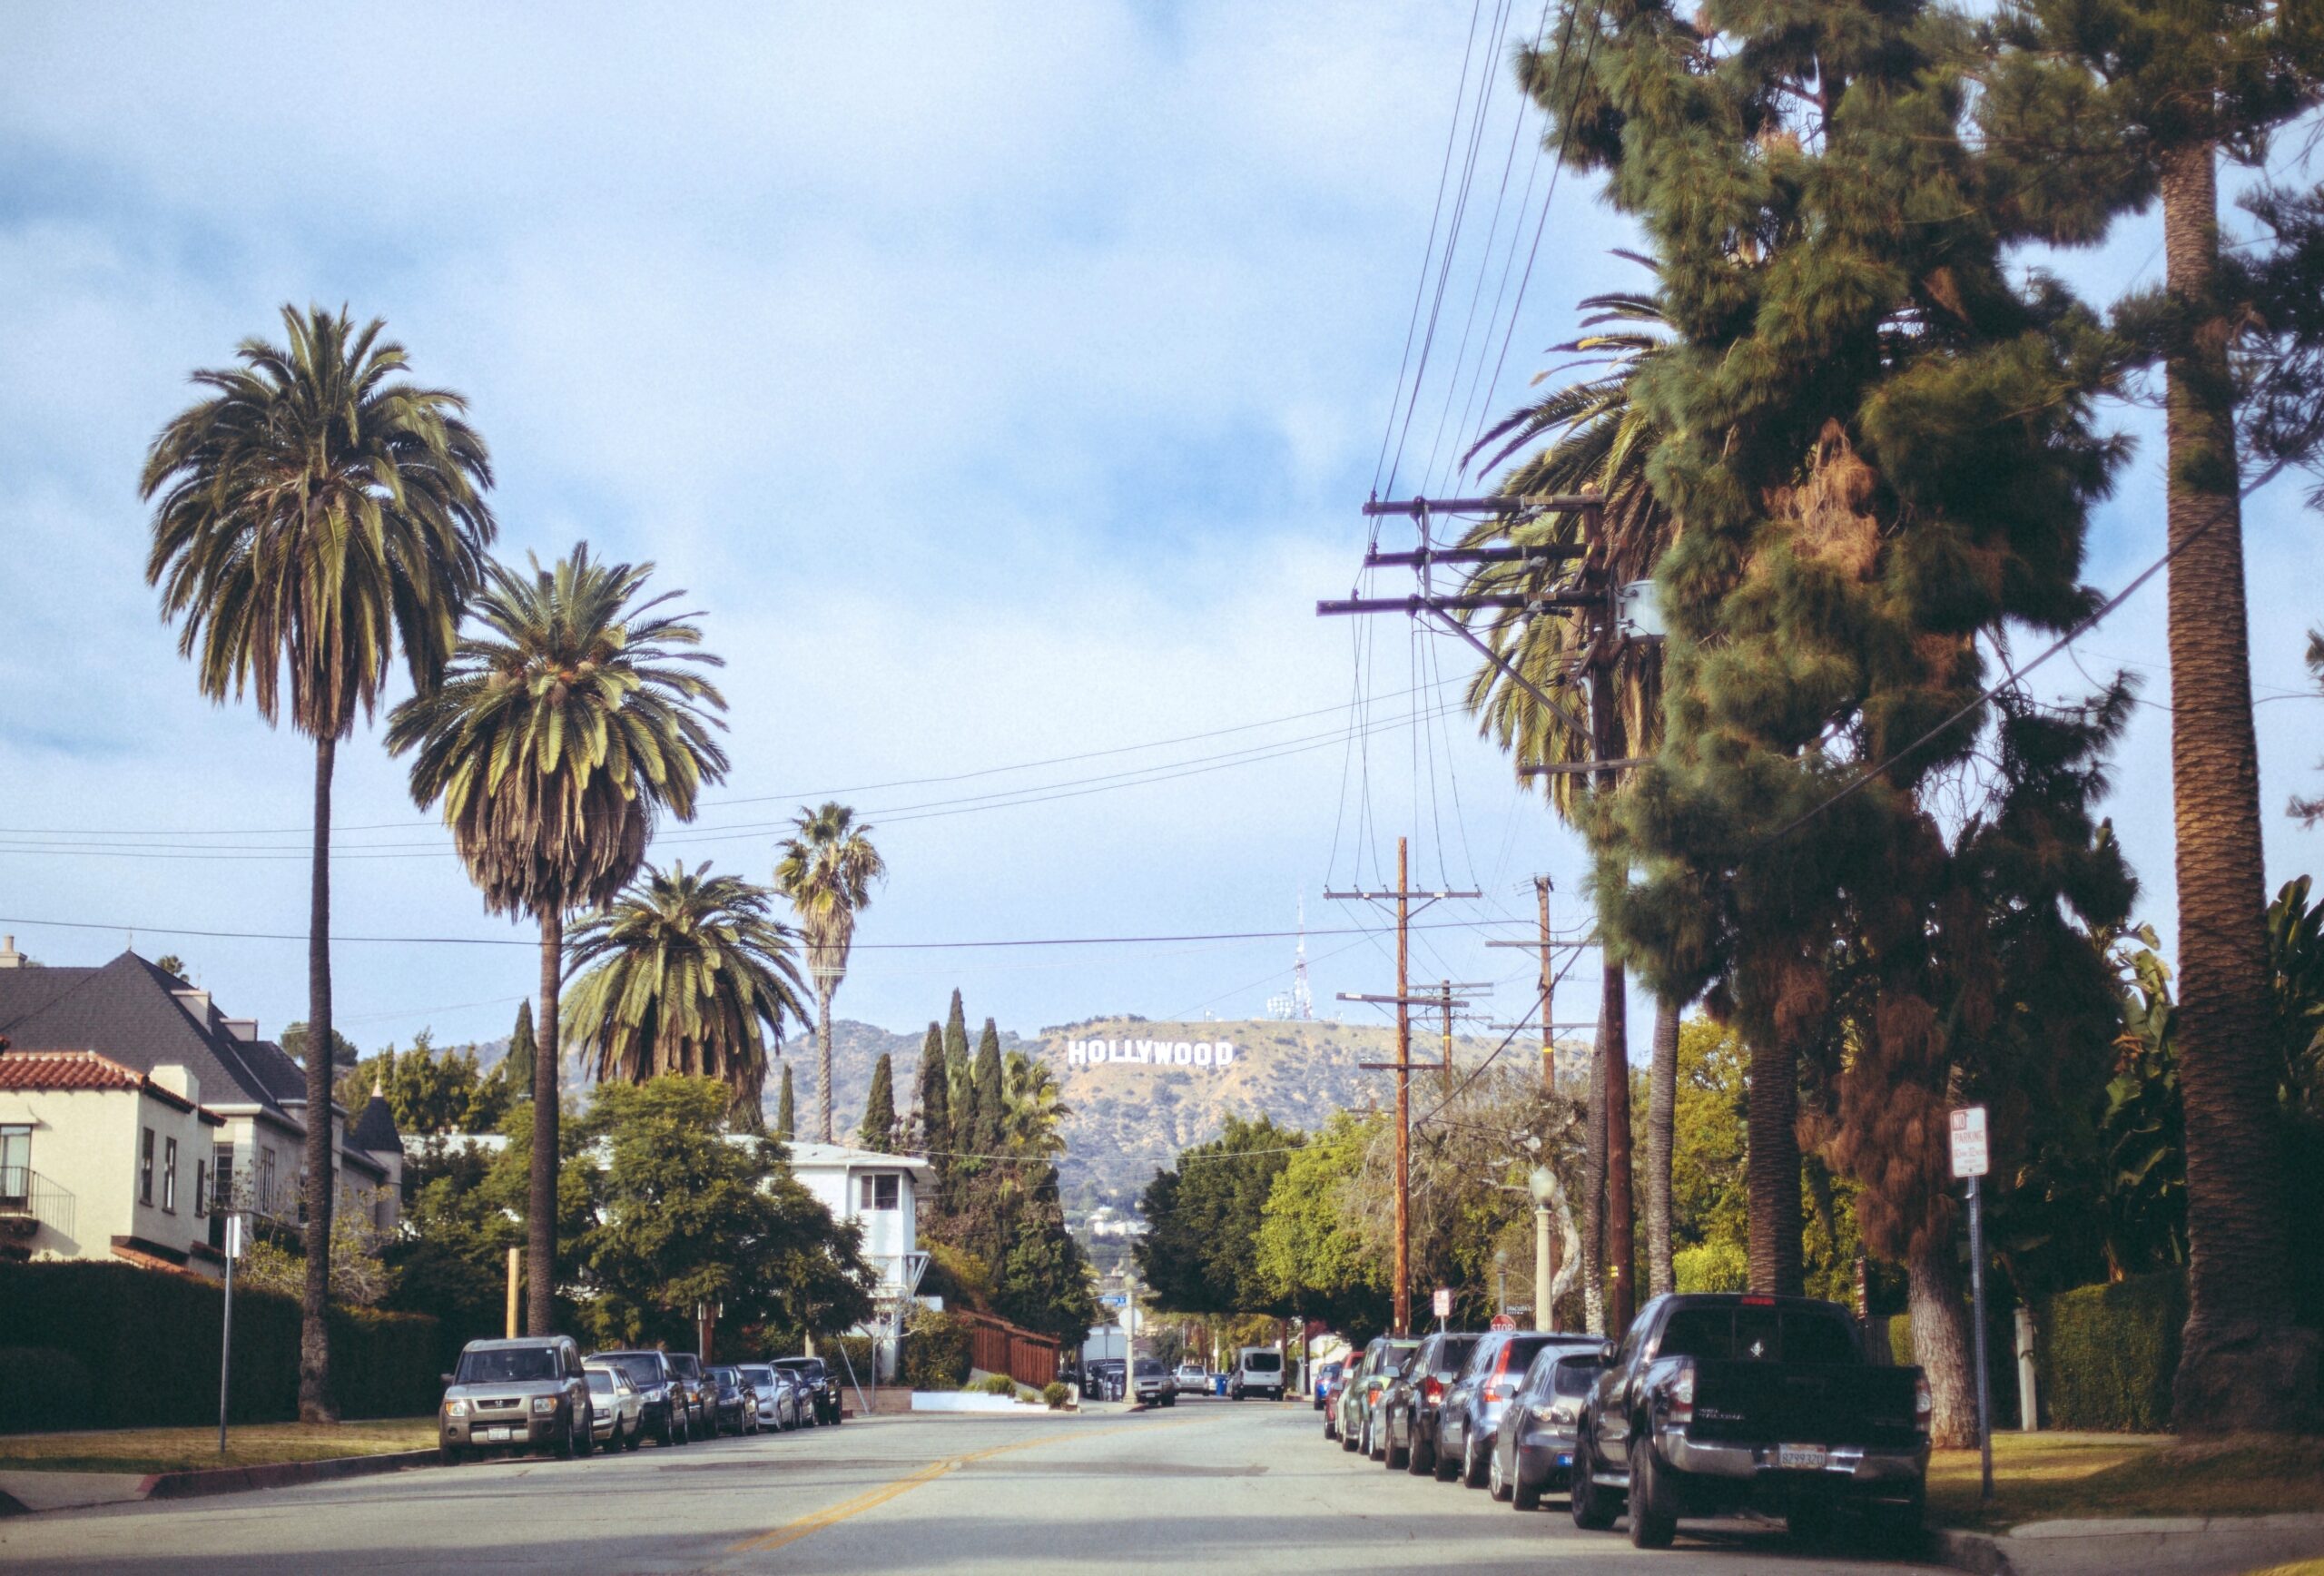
left=0, top=1399, right=1928, bottom=1574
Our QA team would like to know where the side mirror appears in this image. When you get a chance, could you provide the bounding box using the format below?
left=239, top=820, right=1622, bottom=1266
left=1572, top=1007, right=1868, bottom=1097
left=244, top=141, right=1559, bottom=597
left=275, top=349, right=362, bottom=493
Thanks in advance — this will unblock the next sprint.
left=439, top=1374, right=456, bottom=1386
left=1599, top=1341, right=1618, bottom=1365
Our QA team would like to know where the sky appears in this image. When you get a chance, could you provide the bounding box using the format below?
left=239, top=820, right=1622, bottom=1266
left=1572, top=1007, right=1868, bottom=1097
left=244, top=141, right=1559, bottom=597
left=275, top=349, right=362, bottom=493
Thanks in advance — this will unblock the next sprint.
left=1, top=3, right=2319, bottom=1062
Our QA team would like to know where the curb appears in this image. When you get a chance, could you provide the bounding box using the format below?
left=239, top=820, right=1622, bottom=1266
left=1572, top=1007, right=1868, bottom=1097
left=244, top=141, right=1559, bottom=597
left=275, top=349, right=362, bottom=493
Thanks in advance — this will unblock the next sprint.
left=1932, top=1529, right=2014, bottom=1575
left=0, top=1488, right=28, bottom=1520
left=138, top=1449, right=438, bottom=1502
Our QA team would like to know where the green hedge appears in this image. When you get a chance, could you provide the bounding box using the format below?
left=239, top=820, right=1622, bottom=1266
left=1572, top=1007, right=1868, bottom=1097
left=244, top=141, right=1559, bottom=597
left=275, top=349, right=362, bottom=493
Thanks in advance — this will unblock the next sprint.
left=901, top=1312, right=973, bottom=1391
left=0, top=1262, right=441, bottom=1431
left=2038, top=1272, right=2185, bottom=1433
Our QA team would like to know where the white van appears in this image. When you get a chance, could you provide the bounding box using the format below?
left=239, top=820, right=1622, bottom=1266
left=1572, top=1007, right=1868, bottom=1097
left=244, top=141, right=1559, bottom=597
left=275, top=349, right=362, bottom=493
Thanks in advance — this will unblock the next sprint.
left=1227, top=1345, right=1285, bottom=1402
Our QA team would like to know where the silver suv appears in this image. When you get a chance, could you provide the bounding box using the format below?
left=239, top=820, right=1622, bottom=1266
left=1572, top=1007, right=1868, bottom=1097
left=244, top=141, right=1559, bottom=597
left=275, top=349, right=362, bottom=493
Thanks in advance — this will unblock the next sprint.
left=439, top=1335, right=595, bottom=1463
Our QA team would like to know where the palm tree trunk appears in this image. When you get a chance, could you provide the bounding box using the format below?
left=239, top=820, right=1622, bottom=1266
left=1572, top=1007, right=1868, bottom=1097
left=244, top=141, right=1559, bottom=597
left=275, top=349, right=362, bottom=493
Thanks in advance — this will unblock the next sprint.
left=1746, top=1025, right=1804, bottom=1296
left=298, top=734, right=338, bottom=1423
left=2159, top=140, right=2319, bottom=1431
left=529, top=907, right=563, bottom=1338
left=1601, top=961, right=1636, bottom=1333
left=1646, top=995, right=1679, bottom=1298
left=817, top=979, right=836, bottom=1143
left=1906, top=1240, right=1976, bottom=1450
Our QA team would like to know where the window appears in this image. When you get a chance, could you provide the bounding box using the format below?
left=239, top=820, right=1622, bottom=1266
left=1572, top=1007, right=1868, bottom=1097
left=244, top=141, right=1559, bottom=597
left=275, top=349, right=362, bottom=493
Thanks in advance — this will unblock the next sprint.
left=858, top=1173, right=900, bottom=1211
left=194, top=1160, right=208, bottom=1217
left=212, top=1145, right=234, bottom=1210
left=141, top=1128, right=156, bottom=1206
left=163, top=1136, right=179, bottom=1213
left=257, top=1148, right=277, bottom=1215
left=0, top=1125, right=29, bottom=1207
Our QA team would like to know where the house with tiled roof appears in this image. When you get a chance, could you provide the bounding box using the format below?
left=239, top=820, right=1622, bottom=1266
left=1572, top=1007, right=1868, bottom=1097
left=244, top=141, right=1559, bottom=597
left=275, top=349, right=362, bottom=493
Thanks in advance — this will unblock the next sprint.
left=0, top=936, right=404, bottom=1277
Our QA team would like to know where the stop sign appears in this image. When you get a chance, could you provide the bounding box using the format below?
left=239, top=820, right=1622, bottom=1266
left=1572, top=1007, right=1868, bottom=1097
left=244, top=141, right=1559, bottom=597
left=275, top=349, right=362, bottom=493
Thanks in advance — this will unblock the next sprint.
left=1489, top=1314, right=1516, bottom=1332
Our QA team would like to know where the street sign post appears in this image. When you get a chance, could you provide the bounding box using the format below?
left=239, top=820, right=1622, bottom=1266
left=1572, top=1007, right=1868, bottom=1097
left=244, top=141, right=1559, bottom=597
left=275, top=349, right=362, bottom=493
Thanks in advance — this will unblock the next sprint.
left=1432, top=1287, right=1451, bottom=1326
left=218, top=1211, right=243, bottom=1457
left=1951, top=1106, right=1994, bottom=1501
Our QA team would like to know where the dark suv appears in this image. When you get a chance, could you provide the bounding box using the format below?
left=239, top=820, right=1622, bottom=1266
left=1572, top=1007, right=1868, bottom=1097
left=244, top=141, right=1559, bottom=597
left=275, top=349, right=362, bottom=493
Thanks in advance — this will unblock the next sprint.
left=439, top=1335, right=594, bottom=1463
left=587, top=1349, right=692, bottom=1445
left=773, top=1356, right=842, bottom=1425
left=1379, top=1331, right=1477, bottom=1473
left=665, top=1351, right=713, bottom=1435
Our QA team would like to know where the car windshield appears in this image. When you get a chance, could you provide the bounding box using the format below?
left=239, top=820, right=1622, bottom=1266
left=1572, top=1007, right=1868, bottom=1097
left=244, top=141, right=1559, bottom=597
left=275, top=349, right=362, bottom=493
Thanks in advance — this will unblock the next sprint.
left=1657, top=1303, right=1862, bottom=1364
left=1244, top=1352, right=1281, bottom=1371
left=585, top=1370, right=615, bottom=1393
left=455, top=1347, right=559, bottom=1384
left=1430, top=1337, right=1477, bottom=1375
left=776, top=1359, right=825, bottom=1379
left=1495, top=1335, right=1563, bottom=1375
left=740, top=1366, right=775, bottom=1385
left=1551, top=1358, right=1601, bottom=1397
left=596, top=1354, right=662, bottom=1386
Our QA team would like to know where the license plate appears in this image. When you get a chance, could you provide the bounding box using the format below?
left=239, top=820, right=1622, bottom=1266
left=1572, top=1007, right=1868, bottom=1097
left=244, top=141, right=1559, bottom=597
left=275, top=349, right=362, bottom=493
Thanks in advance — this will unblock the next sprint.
left=482, top=1427, right=512, bottom=1442
left=1555, top=1453, right=1572, bottom=1468
left=1777, top=1444, right=1828, bottom=1471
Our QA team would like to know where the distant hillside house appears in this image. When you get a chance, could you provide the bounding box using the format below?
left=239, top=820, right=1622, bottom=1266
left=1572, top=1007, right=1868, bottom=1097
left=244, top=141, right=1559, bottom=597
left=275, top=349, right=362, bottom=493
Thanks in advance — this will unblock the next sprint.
left=0, top=939, right=403, bottom=1277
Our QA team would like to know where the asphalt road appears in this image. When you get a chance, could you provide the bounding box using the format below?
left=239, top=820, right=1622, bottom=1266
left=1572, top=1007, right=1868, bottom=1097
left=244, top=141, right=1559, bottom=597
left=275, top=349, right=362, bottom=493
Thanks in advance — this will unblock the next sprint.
left=0, top=1398, right=1931, bottom=1574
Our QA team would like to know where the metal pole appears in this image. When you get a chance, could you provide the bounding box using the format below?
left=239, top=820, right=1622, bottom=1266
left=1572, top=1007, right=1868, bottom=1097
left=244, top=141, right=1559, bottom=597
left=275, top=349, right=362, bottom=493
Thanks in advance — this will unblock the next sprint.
left=506, top=1246, right=521, bottom=1338
left=1535, top=1203, right=1555, bottom=1333
left=1969, top=1175, right=1994, bottom=1500
left=218, top=1213, right=236, bottom=1457
left=1393, top=838, right=1411, bottom=1338
left=2015, top=1306, right=2040, bottom=1433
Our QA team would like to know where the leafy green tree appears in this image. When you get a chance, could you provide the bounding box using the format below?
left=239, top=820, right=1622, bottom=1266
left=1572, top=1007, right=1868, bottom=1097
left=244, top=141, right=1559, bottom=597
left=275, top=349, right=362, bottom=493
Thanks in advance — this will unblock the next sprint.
left=1256, top=1111, right=1393, bottom=1343
left=1136, top=1118, right=1305, bottom=1316
left=143, top=304, right=495, bottom=1420
left=564, top=861, right=808, bottom=1124
left=775, top=803, right=886, bottom=1144
left=859, top=1053, right=897, bottom=1149
left=776, top=1065, right=795, bottom=1140
left=281, top=1020, right=360, bottom=1071
left=504, top=1000, right=536, bottom=1095
left=1978, top=0, right=2324, bottom=1430
left=336, top=1030, right=490, bottom=1136
left=388, top=547, right=727, bottom=1337
left=575, top=1077, right=872, bottom=1348
left=154, top=954, right=188, bottom=981
left=993, top=1167, right=1098, bottom=1345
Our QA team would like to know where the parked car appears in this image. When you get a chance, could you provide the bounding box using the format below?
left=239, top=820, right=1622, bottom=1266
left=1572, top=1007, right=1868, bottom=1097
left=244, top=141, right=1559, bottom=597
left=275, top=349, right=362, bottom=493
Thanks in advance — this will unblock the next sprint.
left=1226, top=1345, right=1285, bottom=1401
left=587, top=1349, right=692, bottom=1446
left=582, top=1361, right=645, bottom=1453
left=707, top=1365, right=759, bottom=1434
left=1131, top=1356, right=1176, bottom=1406
left=1437, top=1331, right=1595, bottom=1487
left=1173, top=1363, right=1210, bottom=1396
left=1490, top=1348, right=1604, bottom=1508
left=1378, top=1331, right=1477, bottom=1473
left=1314, top=1358, right=1346, bottom=1418
left=1571, top=1293, right=1931, bottom=1549
left=665, top=1351, right=713, bottom=1434
left=1083, top=1358, right=1126, bottom=1401
left=739, top=1364, right=800, bottom=1431
left=1335, top=1336, right=1418, bottom=1455
left=773, top=1355, right=842, bottom=1424
left=439, top=1335, right=595, bottom=1464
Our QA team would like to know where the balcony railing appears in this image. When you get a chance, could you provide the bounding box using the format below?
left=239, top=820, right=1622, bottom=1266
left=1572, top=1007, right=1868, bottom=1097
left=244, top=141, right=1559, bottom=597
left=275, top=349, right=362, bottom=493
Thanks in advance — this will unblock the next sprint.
left=0, top=1166, right=74, bottom=1240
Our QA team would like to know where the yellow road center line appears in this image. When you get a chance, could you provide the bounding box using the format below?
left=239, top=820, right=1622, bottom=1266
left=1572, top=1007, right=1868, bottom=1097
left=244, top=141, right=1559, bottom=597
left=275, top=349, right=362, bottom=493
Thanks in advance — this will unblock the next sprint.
left=728, top=1419, right=1185, bottom=1554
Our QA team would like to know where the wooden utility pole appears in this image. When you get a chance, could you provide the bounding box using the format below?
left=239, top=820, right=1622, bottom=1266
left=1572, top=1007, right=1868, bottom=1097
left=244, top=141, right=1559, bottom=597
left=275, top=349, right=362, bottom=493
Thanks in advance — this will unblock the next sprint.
left=1537, top=878, right=1553, bottom=1087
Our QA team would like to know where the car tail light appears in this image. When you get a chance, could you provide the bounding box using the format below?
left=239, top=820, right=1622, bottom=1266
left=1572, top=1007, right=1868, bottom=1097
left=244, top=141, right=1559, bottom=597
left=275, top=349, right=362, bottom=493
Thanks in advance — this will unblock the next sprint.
left=1740, top=1295, right=1775, bottom=1306
left=1482, top=1343, right=1516, bottom=1404
left=1915, top=1374, right=1933, bottom=1433
left=1422, top=1376, right=1444, bottom=1404
left=1667, top=1360, right=1696, bottom=1427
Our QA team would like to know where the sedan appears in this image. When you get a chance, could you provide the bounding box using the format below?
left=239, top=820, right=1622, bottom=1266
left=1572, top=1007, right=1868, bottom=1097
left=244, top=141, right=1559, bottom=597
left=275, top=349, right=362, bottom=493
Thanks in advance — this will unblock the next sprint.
left=1379, top=1331, right=1477, bottom=1473
left=706, top=1366, right=760, bottom=1434
left=582, top=1362, right=645, bottom=1452
left=738, top=1364, right=798, bottom=1432
left=1439, top=1331, right=1596, bottom=1487
left=1313, top=1359, right=1345, bottom=1414
left=1490, top=1348, right=1605, bottom=1509
left=773, top=1356, right=842, bottom=1425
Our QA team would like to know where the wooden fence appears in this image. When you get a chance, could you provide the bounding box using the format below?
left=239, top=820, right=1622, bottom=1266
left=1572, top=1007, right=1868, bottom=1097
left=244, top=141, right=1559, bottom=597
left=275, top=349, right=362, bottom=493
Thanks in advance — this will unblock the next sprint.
left=955, top=1308, right=1060, bottom=1390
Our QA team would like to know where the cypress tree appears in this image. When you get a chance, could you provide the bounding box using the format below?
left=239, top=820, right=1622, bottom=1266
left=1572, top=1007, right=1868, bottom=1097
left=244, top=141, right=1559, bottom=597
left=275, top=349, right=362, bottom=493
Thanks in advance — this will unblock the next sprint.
left=948, top=990, right=979, bottom=1142
left=972, top=1019, right=1005, bottom=1152
left=859, top=1054, right=897, bottom=1150
left=916, top=1022, right=949, bottom=1148
left=504, top=1000, right=536, bottom=1095
left=776, top=1064, right=795, bottom=1140
left=1523, top=0, right=2133, bottom=1436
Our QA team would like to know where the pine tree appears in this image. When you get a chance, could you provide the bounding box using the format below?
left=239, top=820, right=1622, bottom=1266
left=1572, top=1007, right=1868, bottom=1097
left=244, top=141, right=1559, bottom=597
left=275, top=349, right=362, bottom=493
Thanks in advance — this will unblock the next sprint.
left=859, top=1054, right=897, bottom=1150
left=1524, top=0, right=2133, bottom=1437
left=776, top=1064, right=795, bottom=1140
left=972, top=1019, right=1005, bottom=1153
left=916, top=1023, right=949, bottom=1147
left=504, top=999, right=536, bottom=1095
left=1977, top=0, right=2324, bottom=1433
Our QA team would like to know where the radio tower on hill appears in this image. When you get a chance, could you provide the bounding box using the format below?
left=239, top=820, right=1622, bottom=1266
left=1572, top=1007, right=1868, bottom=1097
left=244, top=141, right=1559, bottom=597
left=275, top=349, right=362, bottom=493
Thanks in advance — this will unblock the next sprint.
left=1291, top=890, right=1314, bottom=1020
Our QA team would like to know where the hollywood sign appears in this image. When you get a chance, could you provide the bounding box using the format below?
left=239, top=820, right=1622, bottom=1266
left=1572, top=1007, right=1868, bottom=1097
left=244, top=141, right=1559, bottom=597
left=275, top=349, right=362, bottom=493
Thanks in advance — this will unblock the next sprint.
left=1064, top=1037, right=1239, bottom=1069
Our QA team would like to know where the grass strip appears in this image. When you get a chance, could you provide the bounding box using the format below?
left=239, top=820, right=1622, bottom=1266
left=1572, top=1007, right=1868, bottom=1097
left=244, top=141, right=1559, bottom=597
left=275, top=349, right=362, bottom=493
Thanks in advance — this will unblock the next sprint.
left=1927, top=1432, right=2324, bottom=1531
left=0, top=1418, right=436, bottom=1475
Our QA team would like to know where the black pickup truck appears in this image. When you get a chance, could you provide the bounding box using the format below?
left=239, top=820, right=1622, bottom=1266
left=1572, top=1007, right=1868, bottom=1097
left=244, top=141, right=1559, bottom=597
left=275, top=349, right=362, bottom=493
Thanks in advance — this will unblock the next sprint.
left=1570, top=1292, right=1929, bottom=1550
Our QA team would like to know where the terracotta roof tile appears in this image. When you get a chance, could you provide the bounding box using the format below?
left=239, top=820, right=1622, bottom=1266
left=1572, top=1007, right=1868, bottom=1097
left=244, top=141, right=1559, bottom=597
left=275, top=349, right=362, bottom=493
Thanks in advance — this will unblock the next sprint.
left=0, top=1049, right=145, bottom=1091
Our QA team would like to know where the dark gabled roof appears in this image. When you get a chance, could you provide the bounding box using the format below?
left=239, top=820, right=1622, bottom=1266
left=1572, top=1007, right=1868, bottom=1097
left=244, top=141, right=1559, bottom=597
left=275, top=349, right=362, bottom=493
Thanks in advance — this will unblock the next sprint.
left=350, top=1089, right=402, bottom=1155
left=0, top=952, right=301, bottom=1120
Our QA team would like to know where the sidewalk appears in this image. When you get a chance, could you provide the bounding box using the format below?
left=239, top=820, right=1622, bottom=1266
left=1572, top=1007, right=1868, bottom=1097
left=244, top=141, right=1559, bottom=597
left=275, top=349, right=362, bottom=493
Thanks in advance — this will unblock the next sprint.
left=0, top=1471, right=150, bottom=1516
left=0, top=1450, right=435, bottom=1518
left=1938, top=1512, right=2324, bottom=1576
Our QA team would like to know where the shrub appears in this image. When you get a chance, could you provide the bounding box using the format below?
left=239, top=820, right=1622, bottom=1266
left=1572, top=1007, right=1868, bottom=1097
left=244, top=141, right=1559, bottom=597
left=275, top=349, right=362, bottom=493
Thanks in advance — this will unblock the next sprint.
left=970, top=1373, right=1018, bottom=1397
left=1673, top=1240, right=1748, bottom=1295
left=824, top=1335, right=876, bottom=1388
left=0, top=1261, right=439, bottom=1431
left=0, top=1348, right=94, bottom=1433
left=901, top=1310, right=972, bottom=1391
left=1041, top=1381, right=1071, bottom=1410
left=2039, top=1272, right=2186, bottom=1432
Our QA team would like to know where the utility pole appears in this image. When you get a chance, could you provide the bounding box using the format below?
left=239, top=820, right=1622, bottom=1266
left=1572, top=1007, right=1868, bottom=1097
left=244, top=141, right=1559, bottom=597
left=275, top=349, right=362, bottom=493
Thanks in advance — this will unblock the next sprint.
left=1329, top=838, right=1479, bottom=1337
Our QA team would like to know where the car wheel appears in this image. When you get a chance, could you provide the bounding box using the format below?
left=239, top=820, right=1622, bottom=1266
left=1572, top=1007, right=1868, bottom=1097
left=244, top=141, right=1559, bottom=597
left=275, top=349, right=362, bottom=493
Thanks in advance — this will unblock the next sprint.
left=556, top=1416, right=580, bottom=1461
left=1489, top=1442, right=1512, bottom=1501
left=1358, top=1413, right=1374, bottom=1459
left=1865, top=1490, right=1925, bottom=1552
left=1405, top=1423, right=1433, bottom=1476
left=1570, top=1431, right=1617, bottom=1531
left=438, top=1443, right=463, bottom=1468
left=1627, top=1436, right=1677, bottom=1548
left=1462, top=1427, right=1490, bottom=1489
left=1323, top=1408, right=1337, bottom=1441
left=1787, top=1496, right=1836, bottom=1546
left=1384, top=1411, right=1410, bottom=1471
left=1511, top=1451, right=1542, bottom=1512
left=623, top=1418, right=642, bottom=1452
left=1339, top=1409, right=1359, bottom=1452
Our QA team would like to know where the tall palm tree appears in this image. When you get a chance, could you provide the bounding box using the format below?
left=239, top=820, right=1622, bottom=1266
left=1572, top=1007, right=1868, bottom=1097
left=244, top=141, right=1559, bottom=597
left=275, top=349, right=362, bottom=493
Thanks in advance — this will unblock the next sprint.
left=1001, top=1050, right=1069, bottom=1159
left=1460, top=288, right=1684, bottom=1320
left=387, top=547, right=725, bottom=1334
left=564, top=861, right=809, bottom=1123
left=142, top=305, right=494, bottom=1420
left=774, top=803, right=885, bottom=1143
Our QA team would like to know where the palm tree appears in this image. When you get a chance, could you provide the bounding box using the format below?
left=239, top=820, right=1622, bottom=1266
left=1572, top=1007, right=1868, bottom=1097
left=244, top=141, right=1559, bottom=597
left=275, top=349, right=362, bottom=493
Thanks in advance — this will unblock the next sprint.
left=774, top=803, right=886, bottom=1143
left=387, top=547, right=725, bottom=1334
left=1460, top=287, right=1683, bottom=1321
left=1001, top=1050, right=1069, bottom=1159
left=564, top=861, right=809, bottom=1123
left=142, top=304, right=494, bottom=1420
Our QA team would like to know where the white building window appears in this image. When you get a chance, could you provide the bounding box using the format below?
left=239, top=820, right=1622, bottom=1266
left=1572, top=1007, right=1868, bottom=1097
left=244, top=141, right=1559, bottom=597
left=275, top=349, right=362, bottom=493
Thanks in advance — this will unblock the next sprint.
left=163, top=1136, right=179, bottom=1214
left=858, top=1173, right=900, bottom=1211
left=140, top=1128, right=156, bottom=1206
